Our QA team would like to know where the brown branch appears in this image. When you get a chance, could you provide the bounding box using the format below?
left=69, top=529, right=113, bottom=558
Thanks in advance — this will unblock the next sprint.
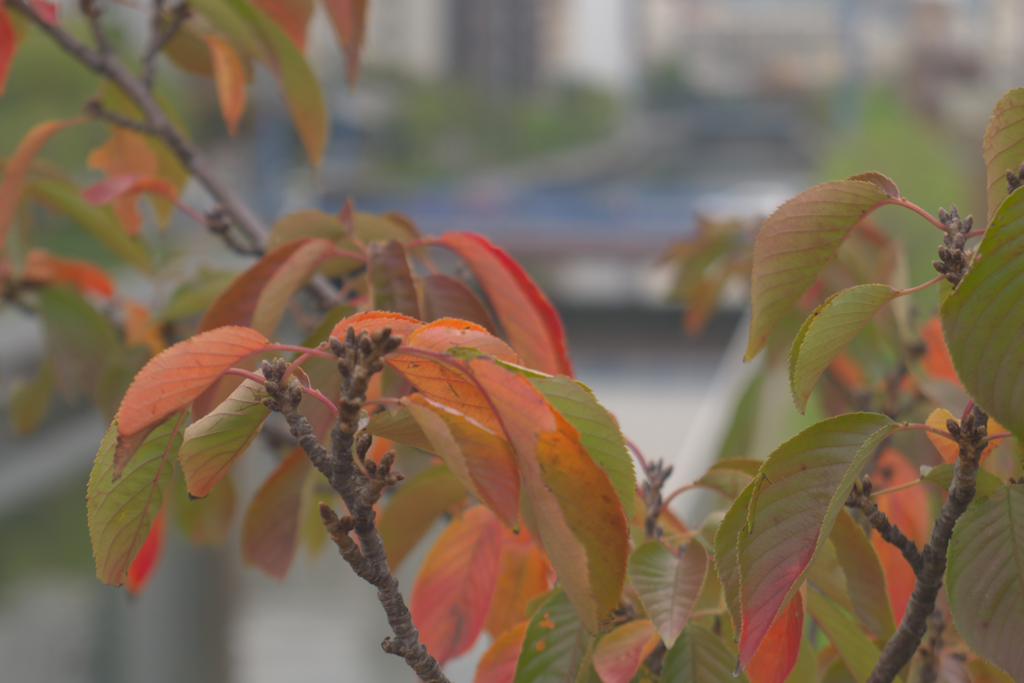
left=642, top=459, right=673, bottom=540
left=914, top=610, right=945, bottom=683
left=8, top=0, right=268, bottom=251
left=846, top=476, right=924, bottom=576
left=142, top=1, right=189, bottom=89
left=261, top=329, right=452, bottom=683
left=866, top=407, right=987, bottom=683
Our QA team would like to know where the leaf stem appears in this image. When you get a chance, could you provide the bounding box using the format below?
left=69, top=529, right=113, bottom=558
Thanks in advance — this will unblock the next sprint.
left=897, top=199, right=948, bottom=232
left=870, top=479, right=923, bottom=498
left=224, top=367, right=338, bottom=418
left=658, top=482, right=697, bottom=513
left=896, top=275, right=945, bottom=296
left=980, top=431, right=1011, bottom=445
left=893, top=422, right=957, bottom=442
left=965, top=229, right=985, bottom=239
left=626, top=438, right=651, bottom=478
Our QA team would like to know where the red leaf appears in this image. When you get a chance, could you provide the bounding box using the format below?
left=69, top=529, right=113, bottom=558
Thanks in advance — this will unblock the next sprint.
left=872, top=448, right=931, bottom=623
left=485, top=529, right=551, bottom=637
left=241, top=446, right=311, bottom=579
left=81, top=174, right=178, bottom=206
left=30, top=0, right=57, bottom=23
left=125, top=504, right=166, bottom=595
left=22, top=248, right=115, bottom=297
left=0, top=117, right=83, bottom=248
left=0, top=8, right=15, bottom=95
left=87, top=128, right=162, bottom=235
left=250, top=0, right=312, bottom=49
left=114, top=326, right=269, bottom=474
left=203, top=35, right=248, bottom=136
left=329, top=310, right=423, bottom=344
left=593, top=619, right=660, bottom=683
left=422, top=273, right=499, bottom=333
left=437, top=232, right=572, bottom=376
left=747, top=592, right=804, bottom=683
left=474, top=621, right=527, bottom=683
left=410, top=506, right=504, bottom=664
left=198, top=239, right=337, bottom=335
left=919, top=316, right=960, bottom=384
left=322, top=0, right=367, bottom=84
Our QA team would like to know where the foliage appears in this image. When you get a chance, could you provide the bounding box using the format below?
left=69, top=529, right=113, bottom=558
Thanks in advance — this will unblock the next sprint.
left=3, top=2, right=1024, bottom=683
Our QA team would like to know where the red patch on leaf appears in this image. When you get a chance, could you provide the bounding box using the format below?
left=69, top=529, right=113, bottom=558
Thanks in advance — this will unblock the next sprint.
left=126, top=504, right=166, bottom=595
left=747, top=592, right=803, bottom=683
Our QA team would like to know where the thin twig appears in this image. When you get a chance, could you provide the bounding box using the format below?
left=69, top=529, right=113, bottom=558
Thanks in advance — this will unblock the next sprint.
left=142, top=1, right=189, bottom=89
left=847, top=476, right=924, bottom=576
left=261, top=329, right=452, bottom=683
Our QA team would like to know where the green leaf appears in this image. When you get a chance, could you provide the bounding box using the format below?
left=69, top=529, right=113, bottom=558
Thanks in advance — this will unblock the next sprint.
left=941, top=187, right=1024, bottom=439
left=9, top=359, right=54, bottom=435
left=513, top=591, right=593, bottom=683
left=157, top=269, right=237, bottom=322
left=267, top=210, right=364, bottom=277
left=38, top=285, right=120, bottom=400
left=182, top=0, right=266, bottom=59
left=746, top=175, right=897, bottom=360
left=983, top=88, right=1024, bottom=223
left=368, top=239, right=421, bottom=318
left=805, top=590, right=879, bottom=683
left=947, top=484, right=1024, bottom=681
left=713, top=478, right=755, bottom=635
left=785, top=637, right=818, bottom=683
left=178, top=375, right=269, bottom=498
left=737, top=413, right=896, bottom=666
left=696, top=463, right=756, bottom=500
left=377, top=464, right=467, bottom=570
left=528, top=375, right=635, bottom=520
left=828, top=509, right=894, bottom=638
left=223, top=0, right=328, bottom=167
left=789, top=284, right=900, bottom=413
left=28, top=176, right=151, bottom=270
left=171, top=469, right=236, bottom=546
left=661, top=623, right=747, bottom=683
left=354, top=211, right=420, bottom=244
left=627, top=540, right=707, bottom=649
left=87, top=410, right=189, bottom=586
left=922, top=463, right=1003, bottom=498
left=362, top=407, right=434, bottom=452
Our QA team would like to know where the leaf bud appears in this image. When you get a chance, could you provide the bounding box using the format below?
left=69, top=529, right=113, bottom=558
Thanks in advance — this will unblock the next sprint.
left=938, top=207, right=950, bottom=224
left=946, top=419, right=961, bottom=437
left=953, top=233, right=965, bottom=250
left=938, top=245, right=950, bottom=260
left=932, top=260, right=948, bottom=274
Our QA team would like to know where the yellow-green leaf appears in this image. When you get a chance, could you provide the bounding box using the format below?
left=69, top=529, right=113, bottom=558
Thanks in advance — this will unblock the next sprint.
left=789, top=284, right=900, bottom=413
left=87, top=410, right=189, bottom=586
left=983, top=88, right=1024, bottom=223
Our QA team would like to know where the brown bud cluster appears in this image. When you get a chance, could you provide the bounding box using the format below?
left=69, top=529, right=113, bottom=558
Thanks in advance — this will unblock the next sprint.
left=931, top=204, right=974, bottom=287
left=1006, top=162, right=1024, bottom=195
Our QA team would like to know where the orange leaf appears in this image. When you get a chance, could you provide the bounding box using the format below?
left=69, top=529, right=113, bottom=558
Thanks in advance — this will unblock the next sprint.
left=404, top=395, right=521, bottom=527
left=469, top=357, right=628, bottom=632
left=872, top=448, right=931, bottom=623
left=437, top=232, right=573, bottom=377
left=747, top=591, right=804, bottom=683
left=122, top=300, right=167, bottom=355
left=81, top=173, right=178, bottom=206
left=925, top=408, right=1003, bottom=463
left=126, top=503, right=166, bottom=595
left=485, top=529, right=551, bottom=637
left=0, top=117, right=82, bottom=248
left=322, top=0, right=367, bottom=84
left=251, top=0, right=312, bottom=49
left=87, top=128, right=161, bottom=235
left=241, top=446, right=311, bottom=579
left=919, top=316, right=959, bottom=384
left=329, top=310, right=423, bottom=344
left=410, top=506, right=504, bottom=664
left=0, top=8, right=15, bottom=96
left=22, top=248, right=115, bottom=298
left=474, top=621, right=527, bottom=683
left=407, top=318, right=519, bottom=363
left=204, top=35, right=247, bottom=136
left=198, top=238, right=338, bottom=335
left=114, top=326, right=269, bottom=474
left=593, top=619, right=660, bottom=683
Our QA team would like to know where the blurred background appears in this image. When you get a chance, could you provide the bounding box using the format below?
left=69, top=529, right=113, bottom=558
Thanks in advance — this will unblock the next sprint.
left=0, top=0, right=1020, bottom=680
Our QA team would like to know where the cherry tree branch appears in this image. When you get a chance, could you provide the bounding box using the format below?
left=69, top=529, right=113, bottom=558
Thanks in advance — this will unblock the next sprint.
left=260, top=329, right=452, bottom=683
left=846, top=477, right=924, bottom=576
left=8, top=0, right=267, bottom=250
left=865, top=407, right=988, bottom=683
